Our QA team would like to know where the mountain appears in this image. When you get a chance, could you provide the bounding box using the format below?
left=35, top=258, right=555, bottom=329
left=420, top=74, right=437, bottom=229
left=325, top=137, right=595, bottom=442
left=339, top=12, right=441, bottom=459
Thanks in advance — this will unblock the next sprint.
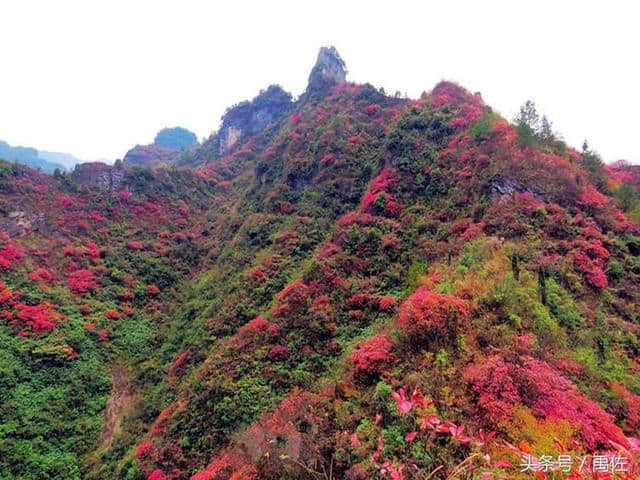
left=0, top=140, right=70, bottom=173
left=1, top=47, right=640, bottom=480
left=122, top=127, right=198, bottom=168
left=38, top=150, right=82, bottom=170
left=154, top=127, right=198, bottom=151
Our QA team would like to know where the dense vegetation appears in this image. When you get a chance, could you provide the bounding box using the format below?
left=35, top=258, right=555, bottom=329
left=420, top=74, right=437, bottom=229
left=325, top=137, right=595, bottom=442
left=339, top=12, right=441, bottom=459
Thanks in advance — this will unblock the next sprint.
left=1, top=50, right=640, bottom=480
left=153, top=128, right=198, bottom=151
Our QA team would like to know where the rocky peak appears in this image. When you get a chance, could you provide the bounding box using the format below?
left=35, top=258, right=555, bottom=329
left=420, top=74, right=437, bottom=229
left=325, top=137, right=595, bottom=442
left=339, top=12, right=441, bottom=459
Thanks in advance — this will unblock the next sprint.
left=305, top=46, right=347, bottom=97
left=218, top=85, right=293, bottom=155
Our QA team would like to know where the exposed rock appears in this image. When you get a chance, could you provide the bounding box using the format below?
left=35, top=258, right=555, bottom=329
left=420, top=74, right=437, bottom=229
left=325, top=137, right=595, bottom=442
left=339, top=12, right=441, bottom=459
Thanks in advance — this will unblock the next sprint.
left=122, top=144, right=180, bottom=168
left=304, top=46, right=347, bottom=98
left=218, top=85, right=293, bottom=155
left=0, top=210, right=45, bottom=237
left=488, top=175, right=546, bottom=202
left=72, top=162, right=124, bottom=190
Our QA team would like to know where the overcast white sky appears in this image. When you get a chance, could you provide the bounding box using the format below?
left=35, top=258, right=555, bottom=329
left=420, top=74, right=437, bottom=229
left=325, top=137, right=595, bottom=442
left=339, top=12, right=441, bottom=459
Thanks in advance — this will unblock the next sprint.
left=1, top=1, right=638, bottom=164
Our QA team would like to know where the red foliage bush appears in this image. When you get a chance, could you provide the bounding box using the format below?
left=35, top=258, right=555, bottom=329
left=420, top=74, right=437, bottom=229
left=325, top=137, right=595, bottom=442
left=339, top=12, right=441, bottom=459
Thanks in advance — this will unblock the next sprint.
left=396, top=287, right=469, bottom=341
left=147, top=470, right=165, bottom=480
left=29, top=268, right=53, bottom=283
left=349, top=334, right=393, bottom=376
left=68, top=269, right=99, bottom=294
left=135, top=440, right=154, bottom=459
left=379, top=295, right=397, bottom=312
left=464, top=355, right=522, bottom=423
left=0, top=242, right=25, bottom=270
left=85, top=241, right=100, bottom=259
left=58, top=195, right=75, bottom=207
left=574, top=251, right=608, bottom=289
left=267, top=344, right=290, bottom=361
left=579, top=185, right=608, bottom=210
left=611, top=383, right=640, bottom=432
left=14, top=302, right=63, bottom=333
left=146, top=284, right=160, bottom=296
left=272, top=280, right=309, bottom=318
left=89, top=210, right=106, bottom=222
left=128, top=240, right=144, bottom=251
left=190, top=450, right=248, bottom=480
left=105, top=309, right=121, bottom=320
left=466, top=355, right=630, bottom=451
left=249, top=267, right=267, bottom=283
left=168, top=351, right=189, bottom=381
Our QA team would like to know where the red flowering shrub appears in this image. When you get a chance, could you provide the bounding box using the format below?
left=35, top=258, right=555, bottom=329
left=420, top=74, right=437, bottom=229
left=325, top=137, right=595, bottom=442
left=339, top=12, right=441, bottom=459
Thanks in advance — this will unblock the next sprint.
left=190, top=450, right=247, bottom=480
left=396, top=287, right=469, bottom=341
left=14, top=302, right=63, bottom=333
left=85, top=241, right=100, bottom=259
left=68, top=269, right=98, bottom=294
left=349, top=334, right=394, bottom=376
left=29, top=268, right=53, bottom=283
left=267, top=344, right=290, bottom=361
left=120, top=289, right=135, bottom=301
left=128, top=240, right=144, bottom=251
left=105, top=309, right=121, bottom=320
left=123, top=308, right=134, bottom=316
left=99, top=328, right=109, bottom=341
left=574, top=251, right=608, bottom=289
left=466, top=355, right=630, bottom=451
left=135, top=440, right=154, bottom=459
left=84, top=322, right=96, bottom=331
left=464, top=355, right=522, bottom=423
left=249, top=267, right=267, bottom=283
left=579, top=185, right=608, bottom=210
left=378, top=295, right=397, bottom=312
left=272, top=280, right=309, bottom=318
left=89, top=210, right=106, bottom=222
left=146, top=284, right=160, bottom=296
left=233, top=391, right=320, bottom=478
left=147, top=470, right=165, bottom=480
left=610, top=383, right=640, bottom=432
left=168, top=351, right=189, bottom=381
left=58, top=195, right=75, bottom=207
left=0, top=242, right=24, bottom=270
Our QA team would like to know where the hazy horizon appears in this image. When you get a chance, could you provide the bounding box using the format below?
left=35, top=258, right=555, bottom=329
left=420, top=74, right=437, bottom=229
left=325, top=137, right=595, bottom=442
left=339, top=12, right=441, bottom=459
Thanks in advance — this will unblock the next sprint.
left=1, top=1, right=638, bottom=164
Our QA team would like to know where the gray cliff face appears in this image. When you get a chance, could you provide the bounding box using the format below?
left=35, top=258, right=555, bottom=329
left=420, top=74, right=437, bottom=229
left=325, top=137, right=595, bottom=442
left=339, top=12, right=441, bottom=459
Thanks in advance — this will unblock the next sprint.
left=189, top=47, right=348, bottom=164
left=71, top=162, right=124, bottom=191
left=489, top=175, right=546, bottom=202
left=304, top=46, right=347, bottom=98
left=218, top=85, right=293, bottom=155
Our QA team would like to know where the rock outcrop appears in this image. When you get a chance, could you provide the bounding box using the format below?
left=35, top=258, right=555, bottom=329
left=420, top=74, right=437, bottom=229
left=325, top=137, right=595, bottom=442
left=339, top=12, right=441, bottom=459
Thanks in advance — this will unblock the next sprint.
left=71, top=162, right=124, bottom=190
left=488, top=175, right=546, bottom=202
left=217, top=85, right=293, bottom=155
left=304, top=46, right=347, bottom=98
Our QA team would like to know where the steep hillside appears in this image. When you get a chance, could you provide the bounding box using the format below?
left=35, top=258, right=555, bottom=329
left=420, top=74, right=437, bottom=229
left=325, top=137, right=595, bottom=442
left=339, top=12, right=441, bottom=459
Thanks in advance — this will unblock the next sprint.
left=2, top=48, right=640, bottom=480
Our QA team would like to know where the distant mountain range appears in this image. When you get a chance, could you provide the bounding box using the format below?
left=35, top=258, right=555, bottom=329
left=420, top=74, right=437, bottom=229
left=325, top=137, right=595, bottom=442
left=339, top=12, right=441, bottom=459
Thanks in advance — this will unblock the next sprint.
left=0, top=140, right=82, bottom=174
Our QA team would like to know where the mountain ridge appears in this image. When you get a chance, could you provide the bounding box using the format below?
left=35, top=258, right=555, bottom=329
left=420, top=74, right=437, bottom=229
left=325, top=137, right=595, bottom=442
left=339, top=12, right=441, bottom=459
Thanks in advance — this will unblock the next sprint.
left=1, top=47, right=640, bottom=480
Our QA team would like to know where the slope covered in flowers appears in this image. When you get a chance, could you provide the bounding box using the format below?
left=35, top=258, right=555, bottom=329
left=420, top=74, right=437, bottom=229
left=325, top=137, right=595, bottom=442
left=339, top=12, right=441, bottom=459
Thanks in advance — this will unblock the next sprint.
left=1, top=60, right=640, bottom=480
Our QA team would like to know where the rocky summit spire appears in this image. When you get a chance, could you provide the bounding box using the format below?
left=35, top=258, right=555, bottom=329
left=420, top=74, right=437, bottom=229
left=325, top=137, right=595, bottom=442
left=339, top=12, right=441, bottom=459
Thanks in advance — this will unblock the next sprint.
left=305, top=46, right=347, bottom=98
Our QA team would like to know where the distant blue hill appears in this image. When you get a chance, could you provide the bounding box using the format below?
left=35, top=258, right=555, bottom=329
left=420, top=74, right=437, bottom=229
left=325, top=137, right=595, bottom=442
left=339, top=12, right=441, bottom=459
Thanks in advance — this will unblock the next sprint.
left=0, top=140, right=81, bottom=174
